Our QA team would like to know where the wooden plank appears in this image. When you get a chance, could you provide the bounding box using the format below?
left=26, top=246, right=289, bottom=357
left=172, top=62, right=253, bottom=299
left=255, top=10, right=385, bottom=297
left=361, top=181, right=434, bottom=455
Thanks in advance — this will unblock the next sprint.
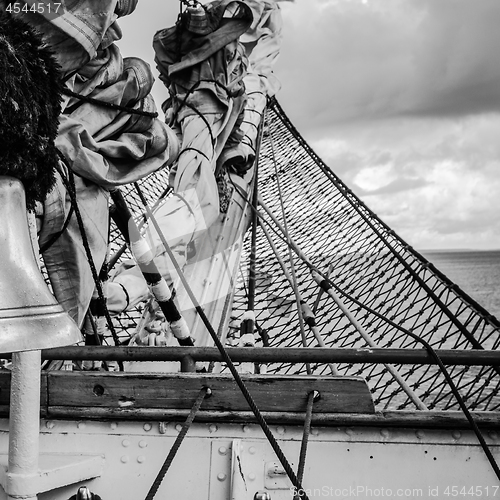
left=0, top=371, right=48, bottom=409
left=47, top=372, right=375, bottom=414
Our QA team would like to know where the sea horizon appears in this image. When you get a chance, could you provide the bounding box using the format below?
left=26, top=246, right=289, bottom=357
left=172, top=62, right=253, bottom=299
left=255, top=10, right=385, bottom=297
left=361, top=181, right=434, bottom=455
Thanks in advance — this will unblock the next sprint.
left=418, top=248, right=500, bottom=253
left=420, top=248, right=500, bottom=321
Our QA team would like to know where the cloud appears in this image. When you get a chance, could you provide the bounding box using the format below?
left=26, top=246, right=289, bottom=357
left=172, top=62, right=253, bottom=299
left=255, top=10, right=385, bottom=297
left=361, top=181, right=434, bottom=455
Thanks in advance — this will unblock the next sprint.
left=115, top=0, right=500, bottom=250
left=276, top=0, right=500, bottom=130
left=356, top=176, right=429, bottom=195
left=311, top=113, right=500, bottom=249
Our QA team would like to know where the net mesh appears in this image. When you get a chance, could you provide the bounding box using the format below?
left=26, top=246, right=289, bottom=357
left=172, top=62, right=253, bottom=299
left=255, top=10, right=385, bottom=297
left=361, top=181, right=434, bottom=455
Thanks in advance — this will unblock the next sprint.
left=108, top=99, right=500, bottom=412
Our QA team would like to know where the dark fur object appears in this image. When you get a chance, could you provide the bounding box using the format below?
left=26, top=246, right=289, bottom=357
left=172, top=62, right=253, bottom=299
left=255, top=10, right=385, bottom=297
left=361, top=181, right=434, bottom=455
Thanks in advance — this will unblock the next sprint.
left=0, top=12, right=62, bottom=209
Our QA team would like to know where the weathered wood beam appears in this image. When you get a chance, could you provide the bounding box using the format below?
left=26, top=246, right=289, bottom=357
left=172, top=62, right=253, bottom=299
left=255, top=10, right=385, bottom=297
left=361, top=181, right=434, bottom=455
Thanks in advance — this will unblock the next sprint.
left=0, top=372, right=375, bottom=415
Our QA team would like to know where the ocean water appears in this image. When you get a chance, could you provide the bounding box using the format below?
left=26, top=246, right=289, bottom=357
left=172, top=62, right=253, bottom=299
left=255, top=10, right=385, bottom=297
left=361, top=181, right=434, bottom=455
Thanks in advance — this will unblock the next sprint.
left=421, top=250, right=500, bottom=322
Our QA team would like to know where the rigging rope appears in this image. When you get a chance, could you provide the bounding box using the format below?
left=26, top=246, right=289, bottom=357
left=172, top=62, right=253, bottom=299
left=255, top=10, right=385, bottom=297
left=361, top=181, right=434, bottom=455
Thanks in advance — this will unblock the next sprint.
left=55, top=152, right=122, bottom=352
left=296, top=390, right=318, bottom=487
left=144, top=386, right=209, bottom=500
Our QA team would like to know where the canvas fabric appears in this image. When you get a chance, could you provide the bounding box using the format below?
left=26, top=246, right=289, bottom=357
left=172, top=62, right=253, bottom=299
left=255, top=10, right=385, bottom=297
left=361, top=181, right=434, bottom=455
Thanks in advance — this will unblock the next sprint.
left=9, top=0, right=179, bottom=327
left=108, top=0, right=282, bottom=325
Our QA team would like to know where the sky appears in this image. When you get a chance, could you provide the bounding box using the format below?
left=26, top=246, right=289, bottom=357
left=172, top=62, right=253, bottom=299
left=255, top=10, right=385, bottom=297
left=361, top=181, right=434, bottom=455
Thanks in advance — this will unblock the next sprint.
left=117, top=0, right=500, bottom=251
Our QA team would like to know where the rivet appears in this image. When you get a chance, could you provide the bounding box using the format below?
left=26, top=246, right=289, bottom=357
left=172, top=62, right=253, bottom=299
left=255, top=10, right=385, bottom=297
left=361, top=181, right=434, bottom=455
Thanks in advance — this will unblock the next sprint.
left=139, top=440, right=148, bottom=448
left=345, top=428, right=353, bottom=436
left=249, top=446, right=256, bottom=455
left=143, top=423, right=152, bottom=432
left=242, top=425, right=250, bottom=433
left=311, top=428, right=319, bottom=436
left=110, top=423, right=118, bottom=430
left=137, top=455, right=146, bottom=463
left=175, top=424, right=183, bottom=432
left=217, top=473, right=227, bottom=482
left=380, top=429, right=390, bottom=438
left=276, top=426, right=285, bottom=435
left=209, top=424, right=218, bottom=433
left=159, top=422, right=168, bottom=434
left=415, top=430, right=424, bottom=439
left=489, top=432, right=498, bottom=440
left=218, top=446, right=228, bottom=455
left=77, top=422, right=86, bottom=430
left=122, top=439, right=131, bottom=447
left=120, top=455, right=129, bottom=463
left=45, top=421, right=55, bottom=429
left=248, top=473, right=256, bottom=481
left=452, top=431, right=461, bottom=440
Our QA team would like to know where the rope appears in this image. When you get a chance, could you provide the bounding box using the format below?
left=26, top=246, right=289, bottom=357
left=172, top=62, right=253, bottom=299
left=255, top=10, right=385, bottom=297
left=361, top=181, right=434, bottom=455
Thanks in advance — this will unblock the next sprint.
left=133, top=182, right=310, bottom=500
left=317, top=275, right=500, bottom=482
left=55, top=152, right=122, bottom=351
left=62, top=88, right=159, bottom=118
left=144, top=386, right=209, bottom=500
left=297, top=391, right=317, bottom=485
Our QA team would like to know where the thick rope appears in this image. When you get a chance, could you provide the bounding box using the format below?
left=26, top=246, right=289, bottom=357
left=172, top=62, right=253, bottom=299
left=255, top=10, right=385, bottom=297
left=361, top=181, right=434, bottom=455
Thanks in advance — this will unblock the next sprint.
left=55, top=153, right=122, bottom=351
left=144, top=386, right=209, bottom=500
left=296, top=391, right=317, bottom=486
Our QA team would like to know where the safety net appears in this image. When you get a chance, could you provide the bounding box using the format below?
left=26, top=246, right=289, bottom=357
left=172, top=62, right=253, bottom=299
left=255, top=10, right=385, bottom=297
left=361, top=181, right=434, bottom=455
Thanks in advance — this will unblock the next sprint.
left=109, top=99, right=500, bottom=412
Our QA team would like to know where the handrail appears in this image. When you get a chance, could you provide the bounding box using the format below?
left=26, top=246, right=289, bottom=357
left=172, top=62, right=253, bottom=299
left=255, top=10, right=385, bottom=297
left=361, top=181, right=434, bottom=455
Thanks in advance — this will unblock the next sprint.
left=4, top=346, right=498, bottom=365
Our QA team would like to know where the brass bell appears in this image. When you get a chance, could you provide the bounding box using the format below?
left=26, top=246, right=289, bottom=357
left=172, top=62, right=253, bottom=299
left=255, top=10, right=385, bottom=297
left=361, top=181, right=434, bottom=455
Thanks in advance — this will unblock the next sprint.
left=0, top=176, right=82, bottom=353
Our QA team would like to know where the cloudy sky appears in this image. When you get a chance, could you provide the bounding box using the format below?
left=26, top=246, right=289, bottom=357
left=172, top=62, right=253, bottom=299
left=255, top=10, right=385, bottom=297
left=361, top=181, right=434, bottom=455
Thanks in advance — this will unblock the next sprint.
left=118, top=0, right=500, bottom=250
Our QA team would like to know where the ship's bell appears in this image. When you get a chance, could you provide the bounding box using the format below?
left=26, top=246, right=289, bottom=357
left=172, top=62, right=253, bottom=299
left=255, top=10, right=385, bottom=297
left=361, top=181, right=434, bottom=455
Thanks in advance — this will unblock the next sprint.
left=0, top=176, right=82, bottom=353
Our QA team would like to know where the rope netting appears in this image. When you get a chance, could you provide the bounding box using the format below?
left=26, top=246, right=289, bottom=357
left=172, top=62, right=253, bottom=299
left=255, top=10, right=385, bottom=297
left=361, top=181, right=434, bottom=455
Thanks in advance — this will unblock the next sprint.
left=231, top=99, right=500, bottom=411
left=108, top=99, right=500, bottom=412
